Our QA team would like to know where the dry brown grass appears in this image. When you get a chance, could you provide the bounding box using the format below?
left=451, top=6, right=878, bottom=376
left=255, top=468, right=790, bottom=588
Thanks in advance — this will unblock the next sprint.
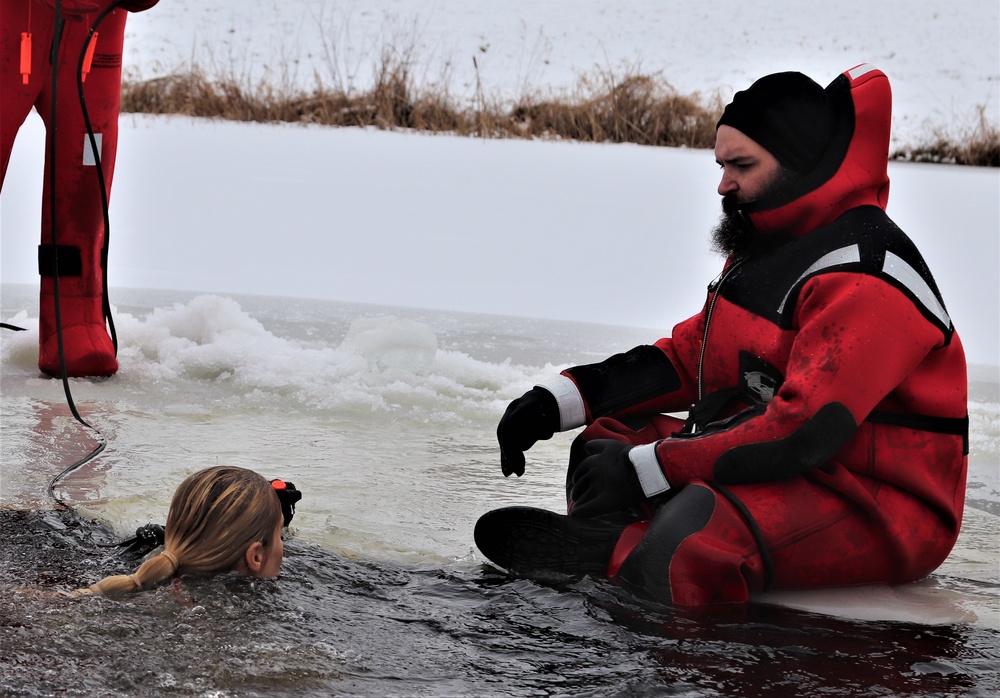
left=120, top=53, right=724, bottom=150
left=510, top=74, right=722, bottom=147
left=122, top=63, right=466, bottom=130
left=120, top=53, right=996, bottom=167
left=891, top=106, right=1000, bottom=167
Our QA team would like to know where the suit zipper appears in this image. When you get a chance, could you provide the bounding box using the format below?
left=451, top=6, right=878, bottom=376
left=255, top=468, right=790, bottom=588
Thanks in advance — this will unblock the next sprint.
left=696, top=258, right=744, bottom=405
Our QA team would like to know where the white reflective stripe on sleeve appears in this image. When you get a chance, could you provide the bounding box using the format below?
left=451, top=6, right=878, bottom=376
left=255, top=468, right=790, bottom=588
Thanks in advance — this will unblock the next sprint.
left=83, top=133, right=102, bottom=166
left=881, top=250, right=952, bottom=328
left=777, top=245, right=861, bottom=314
left=536, top=374, right=586, bottom=431
left=629, top=442, right=670, bottom=497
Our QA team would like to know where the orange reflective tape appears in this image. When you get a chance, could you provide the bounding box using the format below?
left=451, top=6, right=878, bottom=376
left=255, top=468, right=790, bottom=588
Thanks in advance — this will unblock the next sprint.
left=20, top=33, right=32, bottom=84
left=81, top=32, right=98, bottom=82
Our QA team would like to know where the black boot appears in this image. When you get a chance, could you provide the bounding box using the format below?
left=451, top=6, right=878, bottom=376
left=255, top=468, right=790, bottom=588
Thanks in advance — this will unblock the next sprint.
left=474, top=506, right=625, bottom=579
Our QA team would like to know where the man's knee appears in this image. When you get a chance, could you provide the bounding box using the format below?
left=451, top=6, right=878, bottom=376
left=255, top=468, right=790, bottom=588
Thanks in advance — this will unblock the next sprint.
left=614, top=485, right=717, bottom=604
left=614, top=483, right=766, bottom=606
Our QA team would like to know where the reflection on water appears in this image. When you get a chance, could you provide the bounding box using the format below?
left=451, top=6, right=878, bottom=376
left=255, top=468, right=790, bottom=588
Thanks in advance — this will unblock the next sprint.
left=2, top=510, right=998, bottom=697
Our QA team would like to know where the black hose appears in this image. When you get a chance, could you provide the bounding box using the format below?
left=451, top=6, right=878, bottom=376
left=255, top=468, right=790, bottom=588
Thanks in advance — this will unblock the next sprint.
left=76, top=0, right=121, bottom=355
left=46, top=0, right=127, bottom=509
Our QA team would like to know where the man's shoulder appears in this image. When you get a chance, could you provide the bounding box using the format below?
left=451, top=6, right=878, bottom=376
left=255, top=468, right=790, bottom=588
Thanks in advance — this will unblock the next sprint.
left=724, top=206, right=949, bottom=332
left=810, top=205, right=909, bottom=258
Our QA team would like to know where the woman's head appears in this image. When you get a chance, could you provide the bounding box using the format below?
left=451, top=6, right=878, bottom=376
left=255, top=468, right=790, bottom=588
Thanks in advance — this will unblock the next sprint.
left=165, top=466, right=283, bottom=575
left=81, top=466, right=285, bottom=596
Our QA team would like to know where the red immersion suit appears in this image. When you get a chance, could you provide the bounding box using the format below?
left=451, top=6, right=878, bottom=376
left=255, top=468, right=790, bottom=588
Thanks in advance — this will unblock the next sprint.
left=1, top=0, right=157, bottom=376
left=544, top=65, right=968, bottom=605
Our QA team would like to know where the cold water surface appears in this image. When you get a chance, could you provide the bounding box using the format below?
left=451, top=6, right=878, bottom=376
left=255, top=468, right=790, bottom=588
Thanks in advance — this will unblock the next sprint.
left=2, top=285, right=998, bottom=696
left=2, top=507, right=998, bottom=697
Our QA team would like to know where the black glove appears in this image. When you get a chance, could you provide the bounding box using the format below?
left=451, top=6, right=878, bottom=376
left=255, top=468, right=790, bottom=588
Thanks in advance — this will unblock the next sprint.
left=496, top=387, right=559, bottom=477
left=97, top=523, right=165, bottom=560
left=569, top=439, right=645, bottom=519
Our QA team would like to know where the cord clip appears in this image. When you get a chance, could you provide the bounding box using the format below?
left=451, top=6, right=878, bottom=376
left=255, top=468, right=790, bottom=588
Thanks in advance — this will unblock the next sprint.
left=81, top=32, right=98, bottom=82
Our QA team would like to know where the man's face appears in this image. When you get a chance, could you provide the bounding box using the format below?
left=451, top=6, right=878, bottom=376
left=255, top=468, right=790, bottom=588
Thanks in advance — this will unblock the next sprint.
left=714, top=125, right=782, bottom=203
left=711, top=126, right=788, bottom=258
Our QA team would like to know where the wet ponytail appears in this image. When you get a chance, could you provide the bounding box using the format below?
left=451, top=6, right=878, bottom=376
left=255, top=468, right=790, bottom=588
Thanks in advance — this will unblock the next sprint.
left=80, top=550, right=180, bottom=596
left=76, top=467, right=281, bottom=596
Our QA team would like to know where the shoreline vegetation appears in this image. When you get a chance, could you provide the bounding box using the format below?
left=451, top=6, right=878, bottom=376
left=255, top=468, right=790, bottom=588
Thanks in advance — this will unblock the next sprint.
left=121, top=57, right=999, bottom=167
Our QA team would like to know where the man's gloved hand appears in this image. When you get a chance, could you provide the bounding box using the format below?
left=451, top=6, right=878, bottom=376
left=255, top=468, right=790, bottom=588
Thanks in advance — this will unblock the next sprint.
left=569, top=439, right=645, bottom=519
left=116, top=0, right=160, bottom=12
left=496, top=387, right=559, bottom=477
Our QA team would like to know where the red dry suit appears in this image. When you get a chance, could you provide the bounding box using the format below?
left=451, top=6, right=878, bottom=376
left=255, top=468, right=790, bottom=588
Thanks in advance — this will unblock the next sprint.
left=1, top=0, right=158, bottom=377
left=540, top=65, right=968, bottom=606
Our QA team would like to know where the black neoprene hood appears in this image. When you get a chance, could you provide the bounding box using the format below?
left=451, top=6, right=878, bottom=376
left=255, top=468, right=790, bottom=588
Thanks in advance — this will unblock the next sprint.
left=717, top=71, right=836, bottom=174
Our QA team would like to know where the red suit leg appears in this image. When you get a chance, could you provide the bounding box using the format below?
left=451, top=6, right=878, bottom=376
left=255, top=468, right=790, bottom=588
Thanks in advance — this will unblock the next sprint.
left=1, top=3, right=127, bottom=377
left=606, top=472, right=957, bottom=607
left=609, top=482, right=767, bottom=605
left=1, top=3, right=38, bottom=181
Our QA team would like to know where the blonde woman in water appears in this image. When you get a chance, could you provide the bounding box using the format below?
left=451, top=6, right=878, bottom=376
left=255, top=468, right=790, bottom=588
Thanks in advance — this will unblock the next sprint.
left=76, top=466, right=301, bottom=596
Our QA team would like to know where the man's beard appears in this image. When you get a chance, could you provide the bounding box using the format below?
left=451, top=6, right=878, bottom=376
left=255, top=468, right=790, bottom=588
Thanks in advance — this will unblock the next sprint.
left=710, top=169, right=795, bottom=259
left=710, top=194, right=755, bottom=259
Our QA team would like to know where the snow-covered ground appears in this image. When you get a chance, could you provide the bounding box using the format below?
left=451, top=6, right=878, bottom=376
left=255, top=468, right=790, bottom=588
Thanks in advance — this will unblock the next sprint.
left=122, top=0, right=1000, bottom=149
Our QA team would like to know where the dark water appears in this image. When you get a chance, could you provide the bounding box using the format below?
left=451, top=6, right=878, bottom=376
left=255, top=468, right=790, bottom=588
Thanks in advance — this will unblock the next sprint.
left=2, top=510, right=997, bottom=697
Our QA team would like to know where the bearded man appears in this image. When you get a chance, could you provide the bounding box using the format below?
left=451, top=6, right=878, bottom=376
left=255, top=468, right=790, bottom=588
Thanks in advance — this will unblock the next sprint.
left=476, top=65, right=969, bottom=606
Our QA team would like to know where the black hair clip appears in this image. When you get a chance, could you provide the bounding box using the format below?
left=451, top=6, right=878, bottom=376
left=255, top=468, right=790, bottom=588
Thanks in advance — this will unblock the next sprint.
left=99, top=523, right=166, bottom=560
left=270, top=479, right=302, bottom=527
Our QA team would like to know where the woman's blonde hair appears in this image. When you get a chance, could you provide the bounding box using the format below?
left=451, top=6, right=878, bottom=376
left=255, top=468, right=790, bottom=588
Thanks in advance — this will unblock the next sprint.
left=80, top=466, right=282, bottom=596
